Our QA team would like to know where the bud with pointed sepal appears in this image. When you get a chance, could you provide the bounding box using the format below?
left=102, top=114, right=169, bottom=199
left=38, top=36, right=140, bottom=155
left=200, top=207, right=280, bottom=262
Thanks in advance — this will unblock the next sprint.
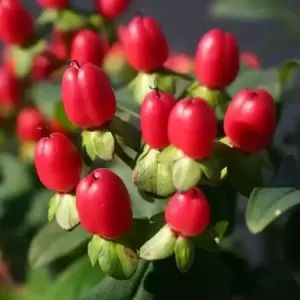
left=130, top=72, right=175, bottom=105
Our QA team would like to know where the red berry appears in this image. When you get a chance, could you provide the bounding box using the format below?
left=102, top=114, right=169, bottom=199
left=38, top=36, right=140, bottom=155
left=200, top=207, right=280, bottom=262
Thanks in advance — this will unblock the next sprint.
left=48, top=119, right=67, bottom=135
left=240, top=52, right=260, bottom=69
left=141, top=90, right=176, bottom=150
left=164, top=52, right=194, bottom=74
left=0, top=0, right=34, bottom=45
left=168, top=97, right=217, bottom=159
left=195, top=28, right=240, bottom=89
left=61, top=61, right=116, bottom=129
left=76, top=168, right=133, bottom=239
left=16, top=107, right=47, bottom=142
left=31, top=54, right=54, bottom=82
left=36, top=0, right=69, bottom=9
left=224, top=88, right=276, bottom=153
left=121, top=16, right=169, bottom=73
left=0, top=67, right=21, bottom=109
left=35, top=133, right=82, bottom=193
left=70, top=30, right=107, bottom=67
left=95, top=0, right=130, bottom=19
left=165, top=187, right=211, bottom=237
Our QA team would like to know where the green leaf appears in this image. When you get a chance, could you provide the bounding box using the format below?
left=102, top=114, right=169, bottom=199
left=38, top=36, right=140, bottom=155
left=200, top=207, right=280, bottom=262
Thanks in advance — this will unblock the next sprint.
left=246, top=187, right=300, bottom=234
left=10, top=40, right=46, bottom=78
left=45, top=256, right=105, bottom=300
left=55, top=9, right=87, bottom=31
left=227, top=68, right=281, bottom=102
left=79, top=249, right=231, bottom=300
left=22, top=267, right=52, bottom=300
left=29, top=222, right=91, bottom=268
left=32, top=83, right=61, bottom=119
left=209, top=0, right=285, bottom=20
left=226, top=150, right=263, bottom=197
left=0, top=154, right=33, bottom=204
left=54, top=102, right=80, bottom=132
left=37, top=9, right=60, bottom=24
left=101, top=157, right=169, bottom=219
left=26, top=189, right=54, bottom=227
left=278, top=60, right=300, bottom=86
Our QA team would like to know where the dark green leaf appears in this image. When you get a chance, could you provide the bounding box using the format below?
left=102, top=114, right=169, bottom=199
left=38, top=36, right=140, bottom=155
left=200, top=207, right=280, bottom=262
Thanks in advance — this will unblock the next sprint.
left=26, top=189, right=54, bottom=227
left=227, top=68, right=281, bottom=102
left=29, top=222, right=91, bottom=268
left=226, top=150, right=263, bottom=197
left=246, top=187, right=300, bottom=234
left=32, top=83, right=61, bottom=119
left=45, top=256, right=105, bottom=300
left=101, top=157, right=169, bottom=219
left=79, top=249, right=231, bottom=300
left=209, top=0, right=286, bottom=21
left=278, top=60, right=300, bottom=86
left=0, top=153, right=33, bottom=204
left=54, top=102, right=79, bottom=132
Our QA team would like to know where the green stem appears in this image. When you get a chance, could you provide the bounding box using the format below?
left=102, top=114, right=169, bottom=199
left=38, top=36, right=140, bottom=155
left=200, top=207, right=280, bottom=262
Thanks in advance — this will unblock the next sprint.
left=114, top=141, right=135, bottom=169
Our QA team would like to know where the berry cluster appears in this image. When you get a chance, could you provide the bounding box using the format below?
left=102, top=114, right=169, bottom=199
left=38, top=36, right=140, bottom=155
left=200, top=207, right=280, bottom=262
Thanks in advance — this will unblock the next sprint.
left=0, top=0, right=276, bottom=278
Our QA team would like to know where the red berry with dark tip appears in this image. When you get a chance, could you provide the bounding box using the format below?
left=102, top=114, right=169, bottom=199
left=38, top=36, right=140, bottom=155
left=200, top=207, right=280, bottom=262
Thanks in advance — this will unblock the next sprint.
left=70, top=30, right=107, bottom=67
left=195, top=28, right=240, bottom=89
left=95, top=0, right=130, bottom=19
left=34, top=133, right=82, bottom=193
left=224, top=88, right=276, bottom=153
left=168, top=97, right=217, bottom=159
left=16, top=108, right=47, bottom=142
left=141, top=90, right=176, bottom=150
left=165, top=187, right=211, bottom=237
left=61, top=61, right=116, bottom=129
left=0, top=0, right=34, bottom=45
left=37, top=0, right=69, bottom=9
left=121, top=16, right=169, bottom=73
left=76, top=168, right=133, bottom=239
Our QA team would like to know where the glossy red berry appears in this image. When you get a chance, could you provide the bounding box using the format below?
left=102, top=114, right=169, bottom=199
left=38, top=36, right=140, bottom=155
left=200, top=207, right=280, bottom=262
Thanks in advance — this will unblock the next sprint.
left=16, top=107, right=47, bottom=142
left=61, top=61, right=116, bottom=129
left=0, top=67, right=21, bottom=110
left=70, top=30, right=107, bottom=67
left=0, top=0, right=34, bottom=45
left=165, top=187, right=211, bottom=237
left=95, top=0, right=130, bottom=19
left=141, top=90, right=176, bottom=150
left=195, top=28, right=240, bottom=89
left=121, top=16, right=169, bottom=73
left=76, top=168, right=133, bottom=239
left=35, top=133, right=82, bottom=193
left=224, top=88, right=276, bottom=153
left=168, top=97, right=217, bottom=159
left=36, top=0, right=69, bottom=9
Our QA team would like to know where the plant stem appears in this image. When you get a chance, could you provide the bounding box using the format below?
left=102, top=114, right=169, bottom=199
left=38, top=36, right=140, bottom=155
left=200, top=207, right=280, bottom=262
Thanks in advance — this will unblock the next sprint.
left=114, top=141, right=135, bottom=169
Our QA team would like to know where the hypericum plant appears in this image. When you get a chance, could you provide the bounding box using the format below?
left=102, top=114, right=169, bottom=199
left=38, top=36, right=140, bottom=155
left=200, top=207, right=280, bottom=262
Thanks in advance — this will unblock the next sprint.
left=1, top=0, right=300, bottom=299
